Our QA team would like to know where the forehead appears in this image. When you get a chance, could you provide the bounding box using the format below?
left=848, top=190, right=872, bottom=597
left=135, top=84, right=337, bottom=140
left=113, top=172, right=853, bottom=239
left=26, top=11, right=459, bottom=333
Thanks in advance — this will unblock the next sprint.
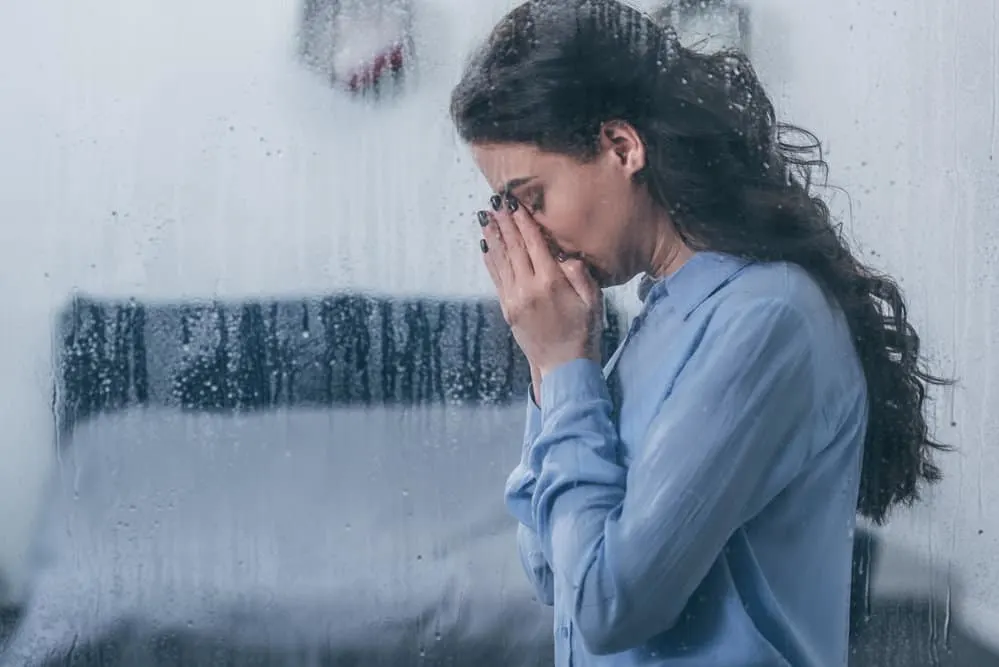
left=469, top=142, right=563, bottom=192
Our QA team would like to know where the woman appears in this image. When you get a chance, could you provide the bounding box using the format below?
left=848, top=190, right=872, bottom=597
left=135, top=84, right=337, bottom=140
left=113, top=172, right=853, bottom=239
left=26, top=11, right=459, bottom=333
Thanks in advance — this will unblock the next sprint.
left=450, top=1, right=949, bottom=665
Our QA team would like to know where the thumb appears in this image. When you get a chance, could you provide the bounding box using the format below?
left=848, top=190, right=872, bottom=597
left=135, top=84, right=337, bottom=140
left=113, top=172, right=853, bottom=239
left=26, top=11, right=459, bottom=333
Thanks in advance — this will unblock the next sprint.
left=559, top=258, right=601, bottom=305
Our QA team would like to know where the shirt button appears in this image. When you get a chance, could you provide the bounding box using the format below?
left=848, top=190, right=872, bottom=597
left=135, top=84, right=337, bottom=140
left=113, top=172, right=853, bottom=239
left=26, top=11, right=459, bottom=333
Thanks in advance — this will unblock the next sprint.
left=559, top=626, right=570, bottom=638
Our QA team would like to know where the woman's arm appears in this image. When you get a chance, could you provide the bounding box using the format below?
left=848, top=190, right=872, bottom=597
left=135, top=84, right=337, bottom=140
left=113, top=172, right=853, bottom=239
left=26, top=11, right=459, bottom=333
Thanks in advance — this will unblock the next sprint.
left=529, top=296, right=820, bottom=655
left=504, top=370, right=554, bottom=605
left=515, top=522, right=555, bottom=605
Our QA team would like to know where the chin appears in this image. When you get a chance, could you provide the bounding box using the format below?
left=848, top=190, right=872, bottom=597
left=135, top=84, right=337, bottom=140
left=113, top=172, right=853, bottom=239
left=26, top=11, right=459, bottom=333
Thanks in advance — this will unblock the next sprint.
left=599, top=276, right=630, bottom=289
left=583, top=259, right=629, bottom=288
left=589, top=265, right=621, bottom=289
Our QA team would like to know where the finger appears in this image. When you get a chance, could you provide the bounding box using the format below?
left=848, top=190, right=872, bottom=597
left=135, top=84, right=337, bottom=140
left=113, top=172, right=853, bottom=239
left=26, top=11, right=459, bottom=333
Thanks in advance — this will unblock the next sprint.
left=478, top=235, right=502, bottom=291
left=494, top=196, right=534, bottom=278
left=506, top=195, right=560, bottom=276
left=478, top=210, right=513, bottom=288
left=559, top=258, right=602, bottom=305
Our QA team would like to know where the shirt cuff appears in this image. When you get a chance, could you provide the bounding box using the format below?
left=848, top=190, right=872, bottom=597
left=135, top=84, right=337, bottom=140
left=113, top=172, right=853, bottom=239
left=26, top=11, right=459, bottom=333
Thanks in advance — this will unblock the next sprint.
left=540, top=358, right=610, bottom=420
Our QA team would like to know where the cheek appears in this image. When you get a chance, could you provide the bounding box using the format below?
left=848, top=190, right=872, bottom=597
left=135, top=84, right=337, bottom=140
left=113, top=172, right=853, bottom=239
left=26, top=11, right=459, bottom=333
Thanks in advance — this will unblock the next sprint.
left=536, top=190, right=598, bottom=250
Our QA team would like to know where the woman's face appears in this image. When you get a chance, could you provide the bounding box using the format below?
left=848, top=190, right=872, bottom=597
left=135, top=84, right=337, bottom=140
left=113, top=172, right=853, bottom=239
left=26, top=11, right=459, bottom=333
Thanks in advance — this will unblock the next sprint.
left=470, top=126, right=650, bottom=287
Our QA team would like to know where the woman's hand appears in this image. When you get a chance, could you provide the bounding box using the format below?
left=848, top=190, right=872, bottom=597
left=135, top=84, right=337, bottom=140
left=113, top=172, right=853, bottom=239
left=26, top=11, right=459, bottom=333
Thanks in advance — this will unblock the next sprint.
left=477, top=196, right=603, bottom=379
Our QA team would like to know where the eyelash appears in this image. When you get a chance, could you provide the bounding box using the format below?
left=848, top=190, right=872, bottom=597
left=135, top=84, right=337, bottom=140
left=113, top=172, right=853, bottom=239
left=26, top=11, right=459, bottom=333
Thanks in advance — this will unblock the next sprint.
left=528, top=191, right=544, bottom=213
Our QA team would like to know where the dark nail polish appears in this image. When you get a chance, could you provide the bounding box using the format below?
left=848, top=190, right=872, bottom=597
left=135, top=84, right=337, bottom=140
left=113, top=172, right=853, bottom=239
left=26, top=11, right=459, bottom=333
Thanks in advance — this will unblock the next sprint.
left=480, top=238, right=489, bottom=253
left=506, top=195, right=519, bottom=213
left=477, top=210, right=490, bottom=227
left=490, top=194, right=502, bottom=211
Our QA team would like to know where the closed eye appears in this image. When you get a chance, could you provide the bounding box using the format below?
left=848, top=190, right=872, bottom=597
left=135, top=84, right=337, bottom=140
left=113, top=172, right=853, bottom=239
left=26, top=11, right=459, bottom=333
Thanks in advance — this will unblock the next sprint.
left=513, top=186, right=544, bottom=214
left=529, top=190, right=544, bottom=213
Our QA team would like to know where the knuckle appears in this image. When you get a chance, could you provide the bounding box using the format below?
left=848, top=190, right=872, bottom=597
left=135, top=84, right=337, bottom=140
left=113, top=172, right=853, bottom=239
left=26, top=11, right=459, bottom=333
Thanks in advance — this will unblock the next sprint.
left=503, top=299, right=522, bottom=322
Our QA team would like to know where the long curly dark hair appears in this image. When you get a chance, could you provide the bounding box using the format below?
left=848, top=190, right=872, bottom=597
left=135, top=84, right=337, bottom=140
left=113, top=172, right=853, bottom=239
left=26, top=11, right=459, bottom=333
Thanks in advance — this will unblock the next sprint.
left=450, top=0, right=950, bottom=524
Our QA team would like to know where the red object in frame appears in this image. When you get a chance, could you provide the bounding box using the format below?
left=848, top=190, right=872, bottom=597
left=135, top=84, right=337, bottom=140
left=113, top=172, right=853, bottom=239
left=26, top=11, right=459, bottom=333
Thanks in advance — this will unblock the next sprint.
left=343, top=39, right=407, bottom=93
left=298, top=0, right=414, bottom=95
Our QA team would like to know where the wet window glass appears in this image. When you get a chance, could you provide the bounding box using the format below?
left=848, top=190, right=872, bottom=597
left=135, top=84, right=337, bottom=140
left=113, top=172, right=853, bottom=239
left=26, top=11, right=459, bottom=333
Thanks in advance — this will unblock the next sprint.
left=0, top=1, right=996, bottom=665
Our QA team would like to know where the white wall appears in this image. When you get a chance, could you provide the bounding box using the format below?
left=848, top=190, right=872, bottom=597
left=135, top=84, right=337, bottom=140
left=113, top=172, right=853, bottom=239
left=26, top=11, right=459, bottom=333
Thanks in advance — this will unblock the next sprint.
left=1, top=0, right=997, bottom=649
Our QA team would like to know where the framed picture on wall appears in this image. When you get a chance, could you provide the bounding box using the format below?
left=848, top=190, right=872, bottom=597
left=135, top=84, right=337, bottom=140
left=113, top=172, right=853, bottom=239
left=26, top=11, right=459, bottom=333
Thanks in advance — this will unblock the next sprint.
left=651, top=0, right=751, bottom=54
left=298, top=0, right=416, bottom=94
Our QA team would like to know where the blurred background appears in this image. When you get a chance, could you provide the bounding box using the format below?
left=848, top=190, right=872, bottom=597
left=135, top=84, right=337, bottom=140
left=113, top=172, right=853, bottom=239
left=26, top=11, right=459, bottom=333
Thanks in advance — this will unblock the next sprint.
left=0, top=0, right=996, bottom=664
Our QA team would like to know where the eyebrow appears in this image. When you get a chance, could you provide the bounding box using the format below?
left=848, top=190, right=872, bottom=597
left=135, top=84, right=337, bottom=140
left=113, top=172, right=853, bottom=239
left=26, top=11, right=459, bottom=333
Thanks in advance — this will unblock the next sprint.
left=500, top=176, right=535, bottom=194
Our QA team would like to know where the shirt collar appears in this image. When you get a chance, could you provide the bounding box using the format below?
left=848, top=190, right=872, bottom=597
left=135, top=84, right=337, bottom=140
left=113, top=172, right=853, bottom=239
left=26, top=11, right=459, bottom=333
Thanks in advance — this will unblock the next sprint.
left=638, top=251, right=750, bottom=319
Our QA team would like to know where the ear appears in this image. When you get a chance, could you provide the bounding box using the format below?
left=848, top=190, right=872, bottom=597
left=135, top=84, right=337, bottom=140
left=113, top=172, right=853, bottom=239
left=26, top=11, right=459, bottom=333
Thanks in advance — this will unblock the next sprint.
left=597, top=120, right=646, bottom=178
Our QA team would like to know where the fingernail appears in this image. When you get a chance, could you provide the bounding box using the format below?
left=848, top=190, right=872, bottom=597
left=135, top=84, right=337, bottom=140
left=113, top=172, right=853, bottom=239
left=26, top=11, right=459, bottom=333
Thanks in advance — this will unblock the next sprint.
left=477, top=210, right=490, bottom=227
left=506, top=195, right=519, bottom=213
left=490, top=194, right=502, bottom=211
left=480, top=238, right=489, bottom=253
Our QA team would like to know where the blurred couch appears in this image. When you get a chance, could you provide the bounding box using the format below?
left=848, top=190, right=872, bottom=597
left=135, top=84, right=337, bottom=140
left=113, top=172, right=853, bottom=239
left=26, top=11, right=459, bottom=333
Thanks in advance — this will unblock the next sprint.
left=1, top=293, right=996, bottom=666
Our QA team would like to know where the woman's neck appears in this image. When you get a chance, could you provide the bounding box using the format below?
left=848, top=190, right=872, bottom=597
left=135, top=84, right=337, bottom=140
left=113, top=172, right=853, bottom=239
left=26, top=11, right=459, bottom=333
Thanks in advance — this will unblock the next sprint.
left=646, top=215, right=694, bottom=279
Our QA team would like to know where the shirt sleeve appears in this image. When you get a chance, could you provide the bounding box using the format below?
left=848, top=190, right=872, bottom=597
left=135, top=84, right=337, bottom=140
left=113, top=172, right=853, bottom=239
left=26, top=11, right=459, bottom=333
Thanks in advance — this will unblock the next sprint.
left=504, top=386, right=555, bottom=605
left=530, top=296, right=820, bottom=655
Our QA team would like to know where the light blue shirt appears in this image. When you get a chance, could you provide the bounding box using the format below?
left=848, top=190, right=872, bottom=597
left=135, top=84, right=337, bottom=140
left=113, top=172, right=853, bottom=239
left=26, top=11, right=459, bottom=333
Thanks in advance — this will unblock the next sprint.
left=505, top=251, right=867, bottom=666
